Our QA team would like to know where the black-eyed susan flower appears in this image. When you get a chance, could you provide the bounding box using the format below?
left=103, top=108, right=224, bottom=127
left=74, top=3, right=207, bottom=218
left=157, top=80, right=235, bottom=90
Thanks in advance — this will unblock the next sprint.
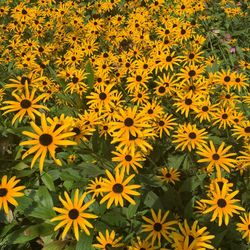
left=129, top=236, right=157, bottom=250
left=93, top=229, right=124, bottom=249
left=141, top=209, right=177, bottom=246
left=20, top=114, right=77, bottom=173
left=171, top=220, right=215, bottom=250
left=51, top=189, right=97, bottom=241
left=232, top=121, right=250, bottom=140
left=196, top=141, right=237, bottom=174
left=0, top=175, right=25, bottom=214
left=212, top=106, right=234, bottom=129
left=153, top=113, right=177, bottom=138
left=173, top=123, right=208, bottom=151
left=201, top=183, right=245, bottom=226
left=110, top=106, right=151, bottom=140
left=99, top=169, right=140, bottom=209
left=158, top=167, right=180, bottom=185
left=112, top=148, right=145, bottom=174
left=1, top=83, right=48, bottom=124
left=174, top=92, right=201, bottom=118
left=86, top=177, right=104, bottom=199
left=236, top=212, right=250, bottom=243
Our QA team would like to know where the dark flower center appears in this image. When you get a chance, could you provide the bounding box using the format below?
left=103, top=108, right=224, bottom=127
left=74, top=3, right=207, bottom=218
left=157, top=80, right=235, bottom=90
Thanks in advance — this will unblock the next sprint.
left=148, top=109, right=153, bottom=114
left=158, top=86, right=166, bottom=93
left=124, top=118, right=134, bottom=127
left=99, top=92, right=107, bottom=100
left=153, top=222, right=162, bottom=231
left=189, top=132, right=196, bottom=139
left=244, top=126, right=250, bottom=133
left=105, top=244, right=112, bottom=250
left=0, top=188, right=8, bottom=197
left=212, top=153, right=220, bottom=161
left=165, top=29, right=170, bottom=34
left=96, top=185, right=101, bottom=189
left=185, top=98, right=192, bottom=105
left=165, top=173, right=171, bottom=178
left=225, top=94, right=231, bottom=99
left=72, top=76, right=79, bottom=83
left=22, top=9, right=27, bottom=14
left=112, top=183, right=124, bottom=193
left=136, top=75, right=142, bottom=82
left=202, top=106, right=209, bottom=112
left=217, top=198, right=227, bottom=208
left=68, top=208, right=79, bottom=220
left=189, top=53, right=195, bottom=59
left=235, top=78, right=240, bottom=83
left=188, top=70, right=196, bottom=77
left=103, top=125, right=108, bottom=130
left=222, top=113, right=228, bottom=119
left=72, top=127, right=81, bottom=135
left=125, top=155, right=132, bottom=162
left=71, top=56, right=76, bottom=61
left=181, top=29, right=186, bottom=35
left=159, top=120, right=165, bottom=126
left=137, top=93, right=142, bottom=98
left=140, top=248, right=146, bottom=250
left=166, top=56, right=172, bottom=62
left=20, top=99, right=32, bottom=109
left=39, top=133, right=53, bottom=146
left=248, top=224, right=250, bottom=230
left=224, top=76, right=230, bottom=82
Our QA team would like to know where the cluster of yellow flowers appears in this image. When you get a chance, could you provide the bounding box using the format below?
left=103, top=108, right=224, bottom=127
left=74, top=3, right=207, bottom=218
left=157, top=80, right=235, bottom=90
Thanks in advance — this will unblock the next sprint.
left=0, top=0, right=249, bottom=249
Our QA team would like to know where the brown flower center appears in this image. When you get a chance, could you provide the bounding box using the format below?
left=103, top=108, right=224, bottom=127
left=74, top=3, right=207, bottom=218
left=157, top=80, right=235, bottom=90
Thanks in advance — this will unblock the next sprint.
left=185, top=98, right=192, bottom=105
left=189, top=132, right=196, bottom=139
left=68, top=209, right=79, bottom=220
left=99, top=92, right=107, bottom=100
left=153, top=222, right=162, bottom=232
left=112, top=183, right=124, bottom=193
left=0, top=188, right=8, bottom=197
left=217, top=198, right=227, bottom=208
left=20, top=99, right=32, bottom=109
left=39, top=134, right=53, bottom=146
left=124, top=118, right=134, bottom=127
left=125, top=155, right=132, bottom=162
left=212, top=153, right=220, bottom=161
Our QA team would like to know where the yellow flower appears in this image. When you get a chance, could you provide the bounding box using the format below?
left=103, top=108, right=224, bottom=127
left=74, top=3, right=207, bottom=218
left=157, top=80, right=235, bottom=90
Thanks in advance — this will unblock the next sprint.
left=99, top=169, right=141, bottom=209
left=0, top=175, right=25, bottom=214
left=237, top=212, right=250, bottom=243
left=1, top=83, right=48, bottom=124
left=201, top=183, right=245, bottom=226
left=93, top=229, right=124, bottom=249
left=141, top=209, right=177, bottom=246
left=51, top=189, right=97, bottom=241
left=20, top=114, right=77, bottom=173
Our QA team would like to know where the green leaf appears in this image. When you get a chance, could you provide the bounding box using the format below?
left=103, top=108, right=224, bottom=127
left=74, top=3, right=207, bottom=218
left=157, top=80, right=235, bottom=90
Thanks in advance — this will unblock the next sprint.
left=2, top=223, right=54, bottom=246
left=144, top=191, right=159, bottom=208
left=85, top=61, right=94, bottom=88
left=101, top=210, right=127, bottom=227
left=125, top=198, right=140, bottom=219
left=37, top=186, right=54, bottom=208
left=29, top=205, right=56, bottom=220
left=179, top=174, right=206, bottom=193
left=76, top=231, right=94, bottom=250
left=78, top=162, right=104, bottom=177
left=168, top=154, right=186, bottom=169
left=41, top=172, right=56, bottom=192
left=43, top=241, right=67, bottom=250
